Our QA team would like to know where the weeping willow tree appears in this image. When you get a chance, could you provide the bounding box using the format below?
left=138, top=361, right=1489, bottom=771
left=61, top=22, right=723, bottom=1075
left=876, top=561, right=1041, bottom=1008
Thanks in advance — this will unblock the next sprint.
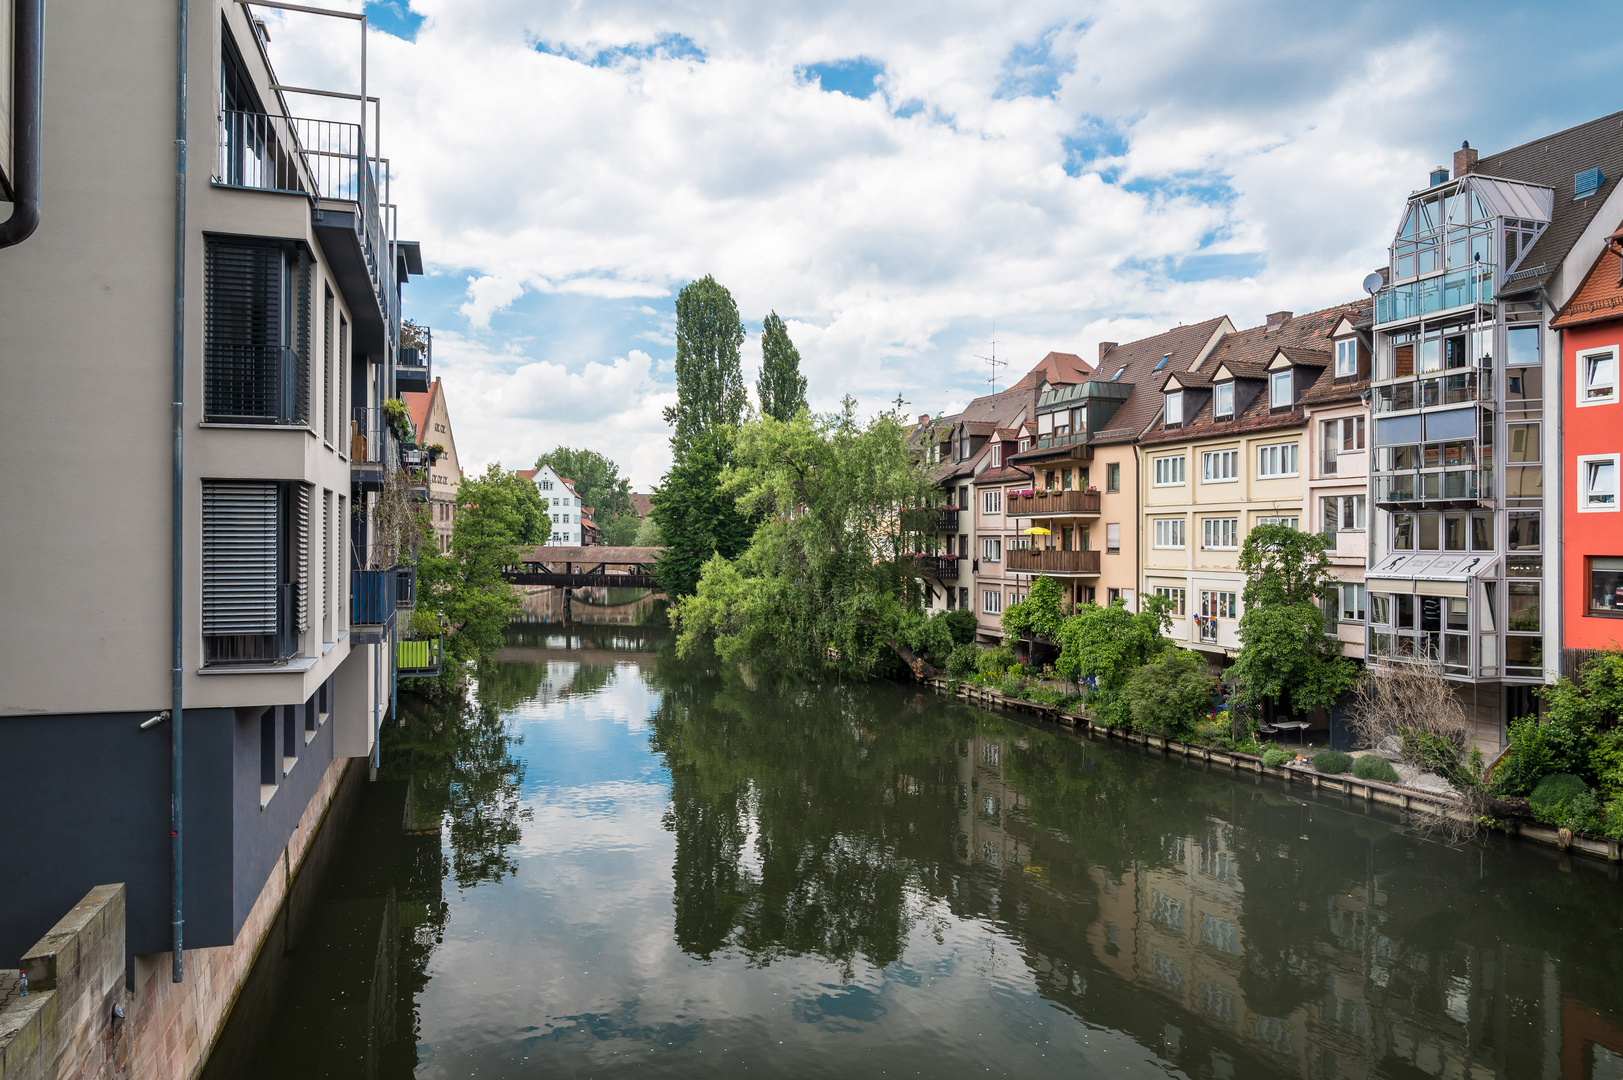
left=670, top=397, right=948, bottom=677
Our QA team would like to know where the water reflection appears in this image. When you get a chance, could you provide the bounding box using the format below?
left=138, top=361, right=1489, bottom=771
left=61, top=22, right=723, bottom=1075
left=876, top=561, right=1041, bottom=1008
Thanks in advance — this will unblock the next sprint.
left=516, top=584, right=667, bottom=626
left=203, top=625, right=1623, bottom=1079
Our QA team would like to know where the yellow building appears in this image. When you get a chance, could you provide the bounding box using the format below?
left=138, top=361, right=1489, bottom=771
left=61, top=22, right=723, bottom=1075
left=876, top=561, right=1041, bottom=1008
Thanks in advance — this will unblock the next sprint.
left=1138, top=305, right=1365, bottom=665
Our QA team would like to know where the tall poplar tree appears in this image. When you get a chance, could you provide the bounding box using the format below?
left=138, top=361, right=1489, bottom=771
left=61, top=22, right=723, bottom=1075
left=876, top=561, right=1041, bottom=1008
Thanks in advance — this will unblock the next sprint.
left=663, top=275, right=747, bottom=455
left=756, top=311, right=808, bottom=422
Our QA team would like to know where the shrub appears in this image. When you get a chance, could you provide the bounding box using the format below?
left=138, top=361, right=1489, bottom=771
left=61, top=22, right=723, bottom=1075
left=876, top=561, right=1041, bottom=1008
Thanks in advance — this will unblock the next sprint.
left=977, top=644, right=1017, bottom=677
left=1529, top=773, right=1593, bottom=830
left=1313, top=750, right=1353, bottom=775
left=945, top=643, right=980, bottom=680
left=1122, top=648, right=1211, bottom=740
left=1402, top=729, right=1466, bottom=780
left=1352, top=755, right=1400, bottom=784
left=997, top=673, right=1028, bottom=699
left=1261, top=745, right=1291, bottom=768
left=940, top=608, right=979, bottom=647
left=1492, top=716, right=1593, bottom=796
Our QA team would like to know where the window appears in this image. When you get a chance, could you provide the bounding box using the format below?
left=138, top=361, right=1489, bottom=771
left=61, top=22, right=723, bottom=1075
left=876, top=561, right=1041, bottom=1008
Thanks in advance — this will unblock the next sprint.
left=1112, top=366, right=1127, bottom=381
left=1153, top=454, right=1186, bottom=486
left=1270, top=370, right=1293, bottom=408
left=984, top=490, right=1002, bottom=514
left=1340, top=583, right=1366, bottom=622
left=204, top=237, right=311, bottom=425
left=1037, top=412, right=1053, bottom=435
left=202, top=480, right=307, bottom=664
left=1202, top=449, right=1238, bottom=482
left=990, top=444, right=1001, bottom=467
left=1153, top=518, right=1185, bottom=549
left=1256, top=515, right=1298, bottom=529
left=983, top=538, right=1002, bottom=562
left=1256, top=442, right=1299, bottom=478
left=1165, top=391, right=1184, bottom=426
left=1321, top=416, right=1364, bottom=473
left=1321, top=495, right=1366, bottom=537
left=1335, top=338, right=1358, bottom=378
left=1106, top=463, right=1120, bottom=493
left=983, top=590, right=1002, bottom=614
left=1106, top=523, right=1121, bottom=554
left=958, top=433, right=970, bottom=460
left=1201, top=590, right=1237, bottom=619
left=1580, top=454, right=1620, bottom=510
left=1580, top=346, right=1618, bottom=405
left=1155, top=354, right=1171, bottom=371
left=1588, top=557, right=1623, bottom=617
left=1214, top=382, right=1234, bottom=418
left=322, top=287, right=334, bottom=442
left=1202, top=517, right=1239, bottom=549
left=1154, top=586, right=1187, bottom=615
left=1019, top=438, right=1031, bottom=452
left=542, top=480, right=553, bottom=490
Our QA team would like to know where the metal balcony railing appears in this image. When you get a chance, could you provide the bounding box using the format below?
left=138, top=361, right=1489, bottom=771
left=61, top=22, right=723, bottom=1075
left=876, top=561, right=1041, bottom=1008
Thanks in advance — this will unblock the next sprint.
left=351, top=567, right=400, bottom=627
left=1007, top=548, right=1101, bottom=575
left=350, top=406, right=405, bottom=468
left=1374, top=467, right=1492, bottom=507
left=1373, top=371, right=1493, bottom=413
left=203, top=344, right=306, bottom=425
left=203, top=584, right=296, bottom=665
left=398, top=326, right=431, bottom=392
left=397, top=635, right=443, bottom=677
left=908, top=554, right=961, bottom=578
left=901, top=507, right=960, bottom=532
left=1006, top=489, right=1101, bottom=516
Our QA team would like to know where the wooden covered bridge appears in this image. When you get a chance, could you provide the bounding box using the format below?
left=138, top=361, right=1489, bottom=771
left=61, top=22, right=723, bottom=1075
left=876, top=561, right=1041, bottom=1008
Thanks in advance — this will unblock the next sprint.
left=502, top=546, right=664, bottom=589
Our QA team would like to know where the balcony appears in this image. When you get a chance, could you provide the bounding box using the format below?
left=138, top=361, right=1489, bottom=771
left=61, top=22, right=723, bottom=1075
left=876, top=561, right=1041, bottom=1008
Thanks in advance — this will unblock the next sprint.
left=350, top=406, right=404, bottom=490
left=203, top=345, right=306, bottom=425
left=351, top=566, right=400, bottom=644
left=1007, top=547, right=1101, bottom=575
left=398, top=326, right=432, bottom=394
left=1375, top=467, right=1492, bottom=510
left=1373, top=267, right=1493, bottom=327
left=1012, top=431, right=1092, bottom=459
left=1005, top=489, right=1101, bottom=517
left=1373, top=371, right=1492, bottom=413
left=397, top=636, right=443, bottom=678
left=902, top=507, right=960, bottom=532
left=908, top=554, right=961, bottom=579
left=217, top=109, right=399, bottom=358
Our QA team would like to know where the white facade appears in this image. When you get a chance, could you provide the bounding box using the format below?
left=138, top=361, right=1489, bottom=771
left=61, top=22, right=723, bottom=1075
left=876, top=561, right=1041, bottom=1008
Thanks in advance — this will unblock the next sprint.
left=532, top=464, right=584, bottom=545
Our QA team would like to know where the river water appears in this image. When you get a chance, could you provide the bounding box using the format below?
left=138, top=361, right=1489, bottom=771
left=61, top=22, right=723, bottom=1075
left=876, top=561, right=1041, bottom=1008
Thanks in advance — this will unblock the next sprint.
left=204, top=616, right=1623, bottom=1079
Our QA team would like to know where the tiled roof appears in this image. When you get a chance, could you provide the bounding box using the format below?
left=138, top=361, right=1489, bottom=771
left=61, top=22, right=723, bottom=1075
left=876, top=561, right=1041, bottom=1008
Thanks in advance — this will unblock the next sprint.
left=1298, top=370, right=1370, bottom=407
left=1552, top=227, right=1623, bottom=328
left=1473, top=110, right=1623, bottom=296
left=629, top=492, right=654, bottom=517
left=1276, top=346, right=1331, bottom=368
left=974, top=464, right=1033, bottom=485
left=516, top=469, right=538, bottom=480
left=401, top=376, right=439, bottom=441
left=1075, top=316, right=1231, bottom=445
left=1139, top=302, right=1364, bottom=446
left=1012, top=350, right=1095, bottom=389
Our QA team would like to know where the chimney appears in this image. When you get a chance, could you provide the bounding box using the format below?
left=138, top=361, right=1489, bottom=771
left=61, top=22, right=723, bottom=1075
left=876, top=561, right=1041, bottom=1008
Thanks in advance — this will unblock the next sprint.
left=1454, top=140, right=1478, bottom=177
left=1429, top=166, right=1449, bottom=187
left=1264, top=311, right=1292, bottom=333
left=1098, top=342, right=1118, bottom=364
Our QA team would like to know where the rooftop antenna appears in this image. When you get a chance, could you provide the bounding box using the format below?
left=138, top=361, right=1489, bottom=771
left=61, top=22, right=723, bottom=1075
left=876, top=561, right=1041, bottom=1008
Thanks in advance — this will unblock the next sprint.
left=975, top=324, right=1007, bottom=392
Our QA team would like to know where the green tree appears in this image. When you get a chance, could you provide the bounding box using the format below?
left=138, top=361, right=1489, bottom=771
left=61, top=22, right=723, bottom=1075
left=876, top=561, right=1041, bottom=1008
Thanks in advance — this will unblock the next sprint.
left=1230, top=524, right=1358, bottom=718
left=599, top=513, right=641, bottom=547
left=1053, top=596, right=1172, bottom=728
left=633, top=512, right=664, bottom=547
left=670, top=399, right=939, bottom=676
left=756, top=311, right=808, bottom=423
left=651, top=428, right=755, bottom=597
left=663, top=275, right=747, bottom=455
left=1002, top=574, right=1064, bottom=643
left=533, top=446, right=635, bottom=522
left=1123, top=648, right=1212, bottom=739
left=500, top=469, right=548, bottom=546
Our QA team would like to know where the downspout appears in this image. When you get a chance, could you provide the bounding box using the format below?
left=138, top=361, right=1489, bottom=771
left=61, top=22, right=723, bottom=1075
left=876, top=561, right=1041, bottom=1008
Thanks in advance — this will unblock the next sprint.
left=0, top=0, right=45, bottom=246
left=170, top=0, right=188, bottom=983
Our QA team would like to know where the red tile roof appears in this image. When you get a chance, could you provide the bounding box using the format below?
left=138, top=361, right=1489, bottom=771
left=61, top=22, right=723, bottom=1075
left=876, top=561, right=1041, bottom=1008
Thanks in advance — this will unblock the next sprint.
left=1552, top=226, right=1623, bottom=329
left=1071, top=316, right=1231, bottom=445
left=401, top=376, right=439, bottom=442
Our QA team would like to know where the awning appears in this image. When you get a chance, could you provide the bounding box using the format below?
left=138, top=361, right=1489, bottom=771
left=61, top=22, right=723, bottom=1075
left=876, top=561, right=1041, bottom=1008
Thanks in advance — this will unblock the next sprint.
left=1367, top=552, right=1499, bottom=597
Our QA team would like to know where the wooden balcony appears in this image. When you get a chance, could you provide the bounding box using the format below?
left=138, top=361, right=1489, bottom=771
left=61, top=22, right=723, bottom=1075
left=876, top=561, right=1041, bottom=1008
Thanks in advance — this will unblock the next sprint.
left=1006, top=547, right=1101, bottom=575
left=901, top=507, right=960, bottom=533
left=908, top=554, right=962, bottom=579
left=1005, top=489, right=1101, bottom=517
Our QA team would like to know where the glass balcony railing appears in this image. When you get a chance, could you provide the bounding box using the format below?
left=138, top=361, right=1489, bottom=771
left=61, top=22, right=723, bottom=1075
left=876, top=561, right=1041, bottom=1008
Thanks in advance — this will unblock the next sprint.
left=1375, top=267, right=1494, bottom=326
left=1374, top=468, right=1491, bottom=506
left=1373, top=371, right=1492, bottom=412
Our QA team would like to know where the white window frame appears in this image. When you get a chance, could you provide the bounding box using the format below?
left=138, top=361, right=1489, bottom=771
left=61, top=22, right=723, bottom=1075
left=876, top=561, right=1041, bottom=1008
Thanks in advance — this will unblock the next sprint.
left=1154, top=586, right=1188, bottom=615
left=1256, top=515, right=1298, bottom=529
left=983, top=490, right=1002, bottom=514
left=1202, top=449, right=1238, bottom=483
left=1270, top=370, right=1293, bottom=409
left=1578, top=345, right=1618, bottom=406
left=1335, top=338, right=1358, bottom=378
left=1340, top=583, right=1366, bottom=622
left=1153, top=454, right=1186, bottom=487
left=1579, top=453, right=1620, bottom=512
left=1256, top=441, right=1299, bottom=478
left=983, top=589, right=1003, bottom=614
left=1037, top=412, right=1053, bottom=435
left=1153, top=518, right=1185, bottom=549
left=990, top=444, right=1001, bottom=467
left=1214, top=382, right=1234, bottom=418
left=1202, top=517, right=1239, bottom=550
left=1165, top=391, right=1183, bottom=426
left=1018, top=438, right=1030, bottom=452
left=983, top=538, right=1002, bottom=562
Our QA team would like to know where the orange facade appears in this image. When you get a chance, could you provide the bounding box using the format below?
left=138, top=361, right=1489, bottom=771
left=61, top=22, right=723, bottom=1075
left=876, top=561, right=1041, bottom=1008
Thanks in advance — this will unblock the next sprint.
left=1560, top=312, right=1623, bottom=650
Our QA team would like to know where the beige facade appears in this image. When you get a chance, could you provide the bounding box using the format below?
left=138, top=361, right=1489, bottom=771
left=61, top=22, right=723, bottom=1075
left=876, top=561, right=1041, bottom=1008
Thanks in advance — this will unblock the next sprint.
left=407, top=377, right=464, bottom=552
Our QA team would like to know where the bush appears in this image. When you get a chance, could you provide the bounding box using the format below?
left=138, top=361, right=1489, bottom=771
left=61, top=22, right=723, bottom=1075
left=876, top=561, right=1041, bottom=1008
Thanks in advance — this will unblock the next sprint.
left=1352, top=755, right=1400, bottom=783
left=977, top=644, right=1017, bottom=677
left=1401, top=729, right=1471, bottom=784
left=940, top=608, right=979, bottom=646
left=1491, top=716, right=1593, bottom=796
left=945, top=643, right=980, bottom=680
left=1261, top=745, right=1291, bottom=768
left=997, top=673, right=1029, bottom=699
left=1313, top=751, right=1353, bottom=775
left=1529, top=773, right=1593, bottom=830
left=1122, top=648, right=1211, bottom=740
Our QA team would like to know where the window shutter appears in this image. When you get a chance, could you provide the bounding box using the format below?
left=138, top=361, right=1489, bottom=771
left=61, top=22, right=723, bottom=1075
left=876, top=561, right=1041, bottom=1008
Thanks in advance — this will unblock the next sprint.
left=323, top=490, right=332, bottom=620
left=294, top=483, right=311, bottom=632
left=323, top=288, right=334, bottom=442
left=204, top=239, right=282, bottom=421
left=294, top=248, right=312, bottom=424
left=203, top=481, right=280, bottom=635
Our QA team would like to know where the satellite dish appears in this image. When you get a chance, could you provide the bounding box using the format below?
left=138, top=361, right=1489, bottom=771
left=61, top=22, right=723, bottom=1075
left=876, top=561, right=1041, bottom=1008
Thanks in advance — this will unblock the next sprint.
left=1361, top=271, right=1385, bottom=296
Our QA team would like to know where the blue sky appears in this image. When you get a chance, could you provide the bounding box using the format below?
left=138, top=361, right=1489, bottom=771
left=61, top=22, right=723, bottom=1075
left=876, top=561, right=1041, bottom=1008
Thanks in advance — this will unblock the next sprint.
left=267, top=1, right=1623, bottom=487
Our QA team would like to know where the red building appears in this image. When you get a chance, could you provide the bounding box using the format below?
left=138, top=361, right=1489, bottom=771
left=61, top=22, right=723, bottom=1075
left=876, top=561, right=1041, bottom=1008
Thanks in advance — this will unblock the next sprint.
left=1552, top=225, right=1623, bottom=657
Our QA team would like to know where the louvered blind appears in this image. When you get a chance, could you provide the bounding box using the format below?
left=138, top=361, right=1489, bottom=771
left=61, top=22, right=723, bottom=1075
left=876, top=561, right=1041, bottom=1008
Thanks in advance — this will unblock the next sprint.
left=323, top=490, right=333, bottom=620
left=294, top=484, right=312, bottom=632
left=323, top=289, right=334, bottom=442
left=205, top=239, right=282, bottom=421
left=203, top=481, right=280, bottom=635
left=293, top=248, right=312, bottom=425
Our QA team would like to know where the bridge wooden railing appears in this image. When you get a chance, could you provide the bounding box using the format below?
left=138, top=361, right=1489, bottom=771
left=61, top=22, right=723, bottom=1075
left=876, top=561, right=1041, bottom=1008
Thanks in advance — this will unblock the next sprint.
left=500, top=545, right=664, bottom=588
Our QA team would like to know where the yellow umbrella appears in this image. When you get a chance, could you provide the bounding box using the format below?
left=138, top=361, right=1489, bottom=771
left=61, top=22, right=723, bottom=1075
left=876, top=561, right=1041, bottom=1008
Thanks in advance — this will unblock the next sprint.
left=1022, top=526, right=1050, bottom=535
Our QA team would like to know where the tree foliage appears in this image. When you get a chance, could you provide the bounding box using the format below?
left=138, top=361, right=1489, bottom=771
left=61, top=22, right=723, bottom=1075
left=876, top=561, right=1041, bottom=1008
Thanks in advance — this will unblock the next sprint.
left=651, top=429, right=755, bottom=598
left=756, top=311, right=808, bottom=423
left=499, top=469, right=548, bottom=546
left=1123, top=647, right=1212, bottom=739
left=1230, top=524, right=1357, bottom=717
left=1053, top=596, right=1173, bottom=728
left=1002, top=574, right=1064, bottom=642
left=664, top=275, right=747, bottom=455
left=534, top=446, right=635, bottom=522
left=670, top=399, right=938, bottom=676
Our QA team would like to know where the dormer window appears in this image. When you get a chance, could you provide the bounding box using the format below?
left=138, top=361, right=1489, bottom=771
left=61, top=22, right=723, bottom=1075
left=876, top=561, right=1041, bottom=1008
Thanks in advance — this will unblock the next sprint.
left=958, top=433, right=970, bottom=460
left=1214, top=382, right=1234, bottom=418
left=991, top=444, right=1001, bottom=468
left=1270, top=370, right=1293, bottom=409
left=1019, top=437, right=1031, bottom=452
left=1335, top=338, right=1357, bottom=378
left=1164, top=391, right=1183, bottom=426
left=1037, top=412, right=1053, bottom=435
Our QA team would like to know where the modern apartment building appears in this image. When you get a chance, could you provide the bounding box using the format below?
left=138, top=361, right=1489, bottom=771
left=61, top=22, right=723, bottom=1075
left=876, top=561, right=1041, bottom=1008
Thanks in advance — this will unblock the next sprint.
left=1139, top=305, right=1364, bottom=665
left=1007, top=320, right=1231, bottom=614
left=1551, top=223, right=1623, bottom=659
left=1, top=0, right=421, bottom=1023
left=1364, top=122, right=1623, bottom=744
left=405, top=376, right=464, bottom=552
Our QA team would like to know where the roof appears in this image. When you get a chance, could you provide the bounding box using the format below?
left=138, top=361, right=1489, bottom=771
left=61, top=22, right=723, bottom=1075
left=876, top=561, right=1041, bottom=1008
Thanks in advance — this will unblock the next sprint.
left=1060, top=316, right=1231, bottom=446
left=1139, top=302, right=1366, bottom=446
left=1471, top=110, right=1623, bottom=296
left=1552, top=227, right=1623, bottom=328
left=629, top=493, right=654, bottom=517
left=401, top=377, right=439, bottom=442
left=1012, top=351, right=1095, bottom=390
left=1275, top=346, right=1331, bottom=368
left=516, top=469, right=538, bottom=481
left=974, top=464, right=1034, bottom=485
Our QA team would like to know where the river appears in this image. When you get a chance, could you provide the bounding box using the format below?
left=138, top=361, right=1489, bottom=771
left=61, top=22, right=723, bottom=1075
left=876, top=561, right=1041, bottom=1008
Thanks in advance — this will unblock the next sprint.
left=202, top=614, right=1623, bottom=1079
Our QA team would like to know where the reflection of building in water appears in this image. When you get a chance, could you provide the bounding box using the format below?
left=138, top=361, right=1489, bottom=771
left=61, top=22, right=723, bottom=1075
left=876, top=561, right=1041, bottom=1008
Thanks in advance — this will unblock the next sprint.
left=516, top=585, right=665, bottom=625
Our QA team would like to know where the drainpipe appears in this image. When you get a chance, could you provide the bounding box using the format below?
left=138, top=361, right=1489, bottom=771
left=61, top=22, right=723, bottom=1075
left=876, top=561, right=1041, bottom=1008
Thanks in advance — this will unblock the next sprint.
left=170, top=0, right=189, bottom=983
left=0, top=0, right=45, bottom=246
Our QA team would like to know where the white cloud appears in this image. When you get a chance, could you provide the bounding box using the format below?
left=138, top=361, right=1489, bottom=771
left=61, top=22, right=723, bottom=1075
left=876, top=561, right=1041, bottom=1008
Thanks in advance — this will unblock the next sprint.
left=459, top=274, right=525, bottom=328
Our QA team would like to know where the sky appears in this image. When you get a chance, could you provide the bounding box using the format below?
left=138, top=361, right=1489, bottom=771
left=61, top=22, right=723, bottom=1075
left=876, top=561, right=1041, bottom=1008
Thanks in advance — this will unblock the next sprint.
left=259, top=1, right=1623, bottom=489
